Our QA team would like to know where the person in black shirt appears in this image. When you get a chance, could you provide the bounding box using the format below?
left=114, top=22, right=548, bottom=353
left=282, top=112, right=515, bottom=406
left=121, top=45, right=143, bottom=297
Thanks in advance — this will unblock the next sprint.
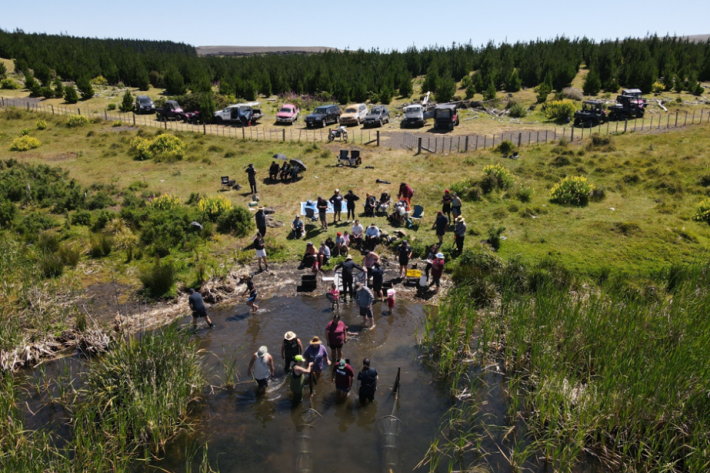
left=344, top=190, right=359, bottom=222
left=357, top=358, right=378, bottom=404
left=396, top=240, right=413, bottom=279
left=334, top=254, right=364, bottom=302
left=188, top=288, right=214, bottom=330
left=317, top=196, right=329, bottom=231
left=254, top=206, right=267, bottom=236
left=253, top=232, right=268, bottom=272
left=369, top=261, right=384, bottom=302
left=329, top=189, right=344, bottom=224
left=435, top=211, right=448, bottom=245
left=246, top=163, right=257, bottom=194
left=243, top=276, right=259, bottom=313
left=269, top=161, right=279, bottom=182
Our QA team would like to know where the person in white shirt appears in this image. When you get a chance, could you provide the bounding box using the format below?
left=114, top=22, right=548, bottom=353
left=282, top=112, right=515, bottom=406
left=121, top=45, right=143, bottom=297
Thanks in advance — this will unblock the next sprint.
left=318, top=241, right=331, bottom=269
left=351, top=220, right=364, bottom=249
left=365, top=223, right=380, bottom=250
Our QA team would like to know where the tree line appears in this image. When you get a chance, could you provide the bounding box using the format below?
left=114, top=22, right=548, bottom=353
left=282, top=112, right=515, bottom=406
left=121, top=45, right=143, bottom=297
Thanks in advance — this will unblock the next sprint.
left=1, top=29, right=709, bottom=103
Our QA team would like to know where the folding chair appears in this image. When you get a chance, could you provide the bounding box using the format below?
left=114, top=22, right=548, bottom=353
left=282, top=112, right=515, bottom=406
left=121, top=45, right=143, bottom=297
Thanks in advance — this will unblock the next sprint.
left=351, top=150, right=362, bottom=166
left=305, top=206, right=317, bottom=222
left=339, top=149, right=349, bottom=161
left=409, top=205, right=424, bottom=228
left=221, top=176, right=236, bottom=190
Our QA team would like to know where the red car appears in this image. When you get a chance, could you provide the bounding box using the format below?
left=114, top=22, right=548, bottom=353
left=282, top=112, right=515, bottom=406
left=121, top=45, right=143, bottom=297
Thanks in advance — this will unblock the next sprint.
left=275, top=104, right=300, bottom=125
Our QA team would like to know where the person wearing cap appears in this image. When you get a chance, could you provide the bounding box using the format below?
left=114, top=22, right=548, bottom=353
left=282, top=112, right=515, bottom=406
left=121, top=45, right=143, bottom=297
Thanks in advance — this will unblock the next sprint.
left=289, top=354, right=313, bottom=404
left=252, top=232, right=268, bottom=272
left=396, top=239, right=413, bottom=279
left=243, top=275, right=259, bottom=313
left=188, top=288, right=214, bottom=330
left=334, top=231, right=348, bottom=256
left=281, top=331, right=303, bottom=373
left=325, top=314, right=348, bottom=362
left=350, top=219, right=364, bottom=249
left=370, top=261, right=384, bottom=302
left=332, top=358, right=355, bottom=401
left=442, top=189, right=453, bottom=222
left=435, top=210, right=449, bottom=245
left=303, top=336, right=331, bottom=383
left=431, top=253, right=445, bottom=294
left=454, top=216, right=467, bottom=253
left=355, top=282, right=375, bottom=330
left=365, top=223, right=380, bottom=251
left=269, top=161, right=280, bottom=181
left=300, top=242, right=318, bottom=270
left=357, top=358, right=378, bottom=404
left=246, top=163, right=257, bottom=194
left=329, top=189, right=344, bottom=224
left=344, top=190, right=360, bottom=222
left=247, top=345, right=275, bottom=394
left=291, top=215, right=304, bottom=239
left=334, top=254, right=364, bottom=302
left=451, top=191, right=462, bottom=219
left=254, top=206, right=267, bottom=236
left=317, top=196, right=329, bottom=231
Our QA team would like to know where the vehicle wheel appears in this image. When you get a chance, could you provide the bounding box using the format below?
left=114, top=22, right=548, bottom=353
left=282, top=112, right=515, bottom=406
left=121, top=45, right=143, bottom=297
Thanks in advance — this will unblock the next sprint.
left=379, top=119, right=383, bottom=127
left=638, top=111, right=645, bottom=118
left=215, top=117, right=223, bottom=124
left=449, top=122, right=454, bottom=131
left=574, top=118, right=580, bottom=126
left=322, top=119, right=326, bottom=128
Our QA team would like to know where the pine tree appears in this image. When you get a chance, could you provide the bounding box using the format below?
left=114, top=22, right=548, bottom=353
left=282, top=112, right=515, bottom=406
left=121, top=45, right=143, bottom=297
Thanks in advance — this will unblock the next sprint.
left=398, top=75, right=413, bottom=98
left=583, top=69, right=601, bottom=96
left=436, top=75, right=456, bottom=103
left=199, top=92, right=216, bottom=124
left=120, top=89, right=133, bottom=112
left=164, top=68, right=186, bottom=95
left=137, top=71, right=150, bottom=91
left=506, top=69, right=522, bottom=92
left=423, top=67, right=439, bottom=94
left=0, top=62, right=6, bottom=79
left=76, top=77, right=94, bottom=100
left=52, top=78, right=63, bottom=98
left=465, top=81, right=476, bottom=99
left=483, top=77, right=497, bottom=100
left=473, top=72, right=484, bottom=94
left=64, top=85, right=79, bottom=104
left=379, top=84, right=393, bottom=104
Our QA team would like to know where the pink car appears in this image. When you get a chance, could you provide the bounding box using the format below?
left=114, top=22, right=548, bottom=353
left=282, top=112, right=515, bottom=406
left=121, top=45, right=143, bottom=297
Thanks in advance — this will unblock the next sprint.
left=275, top=104, right=300, bottom=125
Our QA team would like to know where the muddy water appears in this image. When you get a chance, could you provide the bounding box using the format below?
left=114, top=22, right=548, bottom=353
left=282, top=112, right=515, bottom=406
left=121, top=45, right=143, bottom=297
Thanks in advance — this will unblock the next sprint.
left=152, top=296, right=445, bottom=473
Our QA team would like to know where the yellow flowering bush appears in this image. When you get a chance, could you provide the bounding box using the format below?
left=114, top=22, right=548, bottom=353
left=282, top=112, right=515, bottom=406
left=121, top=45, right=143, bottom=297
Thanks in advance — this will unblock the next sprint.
left=549, top=176, right=594, bottom=206
left=198, top=196, right=233, bottom=221
left=130, top=134, right=185, bottom=161
left=67, top=115, right=89, bottom=127
left=36, top=120, right=47, bottom=130
left=10, top=135, right=41, bottom=151
left=130, top=136, right=154, bottom=160
left=543, top=99, right=578, bottom=121
left=151, top=194, right=182, bottom=211
left=481, top=164, right=514, bottom=192
left=693, top=199, right=710, bottom=225
left=652, top=81, right=665, bottom=94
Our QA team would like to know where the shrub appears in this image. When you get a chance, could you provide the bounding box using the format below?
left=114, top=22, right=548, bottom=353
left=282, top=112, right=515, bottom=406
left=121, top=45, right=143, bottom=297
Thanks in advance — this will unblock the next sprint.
left=496, top=140, right=515, bottom=155
left=90, top=234, right=113, bottom=258
left=1, top=78, right=20, bottom=89
left=37, top=231, right=61, bottom=253
left=39, top=253, right=64, bottom=278
left=67, top=115, right=89, bottom=127
left=107, top=103, right=117, bottom=111
left=652, top=81, right=665, bottom=94
left=487, top=225, right=506, bottom=251
left=86, top=191, right=116, bottom=210
left=58, top=243, right=81, bottom=267
left=120, top=89, right=133, bottom=112
left=692, top=199, right=710, bottom=225
left=91, top=209, right=116, bottom=232
left=198, top=195, right=233, bottom=222
left=151, top=194, right=182, bottom=211
left=217, top=206, right=253, bottom=236
left=16, top=212, right=57, bottom=238
left=536, top=82, right=552, bottom=103
left=63, top=85, right=78, bottom=104
left=76, top=77, right=94, bottom=100
left=482, top=164, right=514, bottom=191
left=19, top=128, right=31, bottom=136
left=35, top=120, right=47, bottom=130
left=451, top=244, right=503, bottom=283
left=130, top=136, right=153, bottom=160
left=90, top=75, right=108, bottom=86
left=71, top=210, right=92, bottom=226
left=112, top=121, right=122, bottom=127
left=9, top=135, right=41, bottom=151
left=130, top=134, right=185, bottom=161
left=0, top=201, right=16, bottom=227
left=516, top=186, right=533, bottom=203
left=140, top=258, right=177, bottom=297
left=549, top=176, right=594, bottom=206
left=508, top=102, right=527, bottom=118
left=543, top=99, right=578, bottom=121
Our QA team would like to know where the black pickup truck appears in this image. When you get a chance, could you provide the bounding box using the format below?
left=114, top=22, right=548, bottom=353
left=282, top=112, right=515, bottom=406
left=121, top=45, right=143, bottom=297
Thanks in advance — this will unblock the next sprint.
left=155, top=100, right=201, bottom=123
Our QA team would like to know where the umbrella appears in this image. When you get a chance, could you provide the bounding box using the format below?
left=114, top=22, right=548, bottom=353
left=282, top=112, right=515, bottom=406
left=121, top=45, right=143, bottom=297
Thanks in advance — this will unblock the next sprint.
left=290, top=158, right=307, bottom=171
left=273, top=153, right=288, bottom=161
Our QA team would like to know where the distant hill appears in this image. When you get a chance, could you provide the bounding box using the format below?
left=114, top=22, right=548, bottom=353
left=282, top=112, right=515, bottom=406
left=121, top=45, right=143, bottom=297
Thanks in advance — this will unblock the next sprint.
left=682, top=34, right=710, bottom=43
left=196, top=46, right=335, bottom=57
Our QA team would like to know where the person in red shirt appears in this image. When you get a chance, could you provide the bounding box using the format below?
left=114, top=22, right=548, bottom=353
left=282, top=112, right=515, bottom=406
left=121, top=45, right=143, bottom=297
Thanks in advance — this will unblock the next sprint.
left=397, top=182, right=414, bottom=210
left=430, top=252, right=445, bottom=294
left=325, top=314, right=348, bottom=362
left=332, top=358, right=354, bottom=401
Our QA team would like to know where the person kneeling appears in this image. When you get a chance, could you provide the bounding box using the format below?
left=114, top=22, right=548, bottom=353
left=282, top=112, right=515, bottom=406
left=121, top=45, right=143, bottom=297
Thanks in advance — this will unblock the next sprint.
left=291, top=215, right=305, bottom=239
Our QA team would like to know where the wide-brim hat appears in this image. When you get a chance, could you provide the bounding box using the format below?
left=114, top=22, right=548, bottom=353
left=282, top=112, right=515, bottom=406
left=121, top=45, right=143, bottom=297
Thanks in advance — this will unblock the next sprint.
left=345, top=255, right=353, bottom=260
left=257, top=206, right=264, bottom=210
left=455, top=216, right=465, bottom=222
left=284, top=331, right=296, bottom=341
left=436, top=253, right=445, bottom=259
left=310, top=336, right=322, bottom=345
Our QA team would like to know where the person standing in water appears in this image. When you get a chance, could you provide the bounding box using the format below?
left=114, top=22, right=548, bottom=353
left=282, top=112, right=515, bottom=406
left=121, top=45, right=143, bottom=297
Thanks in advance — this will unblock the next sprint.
left=188, top=288, right=214, bottom=331
left=281, top=331, right=303, bottom=373
left=303, top=336, right=331, bottom=384
left=355, top=282, right=375, bottom=330
left=325, top=314, right=348, bottom=363
left=332, top=358, right=354, bottom=401
left=289, top=355, right=313, bottom=404
left=243, top=276, right=259, bottom=313
left=357, top=358, right=378, bottom=405
left=247, top=345, right=275, bottom=394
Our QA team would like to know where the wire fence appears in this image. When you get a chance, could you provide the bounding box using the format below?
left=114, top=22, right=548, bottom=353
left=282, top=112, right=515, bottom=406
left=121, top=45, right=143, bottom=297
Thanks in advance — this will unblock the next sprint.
left=401, top=108, right=710, bottom=154
left=0, top=97, right=382, bottom=146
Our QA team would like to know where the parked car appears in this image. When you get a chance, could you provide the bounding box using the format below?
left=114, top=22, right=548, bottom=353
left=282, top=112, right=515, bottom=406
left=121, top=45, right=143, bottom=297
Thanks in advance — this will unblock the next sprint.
left=574, top=101, right=607, bottom=127
left=339, top=104, right=368, bottom=126
left=135, top=96, right=155, bottom=114
left=363, top=106, right=390, bottom=128
left=305, top=104, right=341, bottom=128
left=401, top=104, right=425, bottom=128
left=213, top=102, right=263, bottom=125
left=275, top=104, right=300, bottom=124
left=433, top=104, right=459, bottom=131
left=155, top=100, right=185, bottom=121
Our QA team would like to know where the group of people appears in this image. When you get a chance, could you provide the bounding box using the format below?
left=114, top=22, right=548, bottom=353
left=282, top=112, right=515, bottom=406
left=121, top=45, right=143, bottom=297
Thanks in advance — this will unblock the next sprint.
left=268, top=160, right=300, bottom=183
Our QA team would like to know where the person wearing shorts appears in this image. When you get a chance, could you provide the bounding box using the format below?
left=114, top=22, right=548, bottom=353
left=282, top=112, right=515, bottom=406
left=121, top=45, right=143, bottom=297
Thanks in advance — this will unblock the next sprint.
left=253, top=232, right=268, bottom=272
left=355, top=282, right=375, bottom=330
left=317, top=196, right=328, bottom=231
left=370, top=262, right=384, bottom=302
left=244, top=277, right=259, bottom=313
left=396, top=240, right=412, bottom=278
left=188, top=288, right=214, bottom=331
left=248, top=345, right=274, bottom=394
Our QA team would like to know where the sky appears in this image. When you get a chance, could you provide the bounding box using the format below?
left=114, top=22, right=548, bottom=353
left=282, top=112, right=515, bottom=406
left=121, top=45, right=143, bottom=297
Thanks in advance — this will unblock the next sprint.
left=1, top=0, right=707, bottom=51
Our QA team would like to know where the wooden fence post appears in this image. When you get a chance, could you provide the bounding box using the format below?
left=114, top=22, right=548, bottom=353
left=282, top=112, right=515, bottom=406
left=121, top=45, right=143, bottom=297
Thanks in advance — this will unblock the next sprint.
left=518, top=133, right=522, bottom=147
left=51, top=105, right=54, bottom=115
left=483, top=136, right=486, bottom=149
left=78, top=108, right=81, bottom=115
left=133, top=114, right=136, bottom=126
left=475, top=136, right=478, bottom=150
left=570, top=126, right=575, bottom=141
left=624, top=119, right=628, bottom=133
left=684, top=112, right=687, bottom=126
left=377, top=130, right=380, bottom=146
left=417, top=137, right=422, bottom=154
left=465, top=136, right=469, bottom=152
left=27, top=102, right=30, bottom=111
left=675, top=111, right=679, bottom=127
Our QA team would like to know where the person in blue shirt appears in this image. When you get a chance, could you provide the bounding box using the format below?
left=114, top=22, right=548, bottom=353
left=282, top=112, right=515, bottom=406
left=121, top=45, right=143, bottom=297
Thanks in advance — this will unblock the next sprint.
left=188, top=288, right=214, bottom=331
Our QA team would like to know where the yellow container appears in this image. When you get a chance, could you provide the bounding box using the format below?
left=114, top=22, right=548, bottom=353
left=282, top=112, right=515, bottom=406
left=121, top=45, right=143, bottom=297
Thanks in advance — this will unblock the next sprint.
left=406, top=269, right=422, bottom=278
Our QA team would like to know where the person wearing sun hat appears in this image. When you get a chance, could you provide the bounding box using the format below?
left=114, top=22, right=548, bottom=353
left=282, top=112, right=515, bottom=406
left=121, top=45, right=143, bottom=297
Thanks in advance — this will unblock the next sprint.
left=289, top=354, right=313, bottom=404
left=454, top=215, right=467, bottom=253
left=430, top=253, right=446, bottom=294
left=247, top=345, right=274, bottom=394
left=332, top=358, right=354, bottom=401
left=281, top=331, right=303, bottom=373
left=334, top=254, right=364, bottom=302
left=303, top=336, right=331, bottom=383
left=254, top=205, right=267, bottom=236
